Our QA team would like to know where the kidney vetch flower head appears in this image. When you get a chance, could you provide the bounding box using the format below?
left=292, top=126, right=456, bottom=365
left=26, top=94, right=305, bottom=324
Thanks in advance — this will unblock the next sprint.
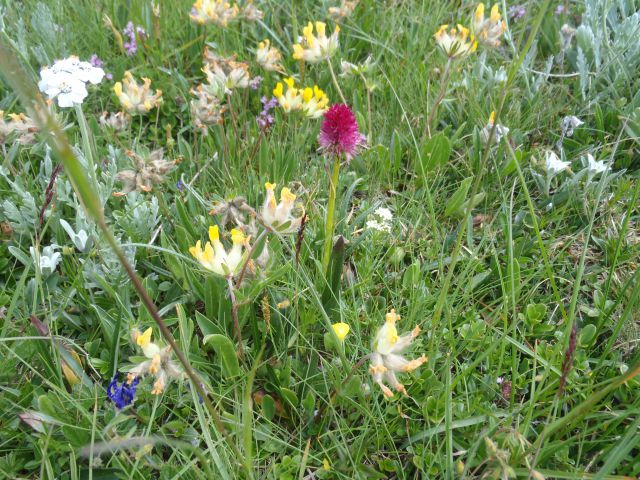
left=261, top=183, right=305, bottom=233
left=0, top=111, right=39, bottom=145
left=203, top=50, right=251, bottom=94
left=293, top=21, right=340, bottom=63
left=114, top=149, right=176, bottom=195
left=473, top=3, right=507, bottom=47
left=114, top=71, right=163, bottom=114
left=273, top=78, right=330, bottom=118
left=190, top=0, right=239, bottom=26
left=190, top=225, right=248, bottom=277
left=318, top=103, right=366, bottom=161
left=127, top=327, right=183, bottom=395
left=190, top=84, right=227, bottom=133
left=434, top=24, right=478, bottom=59
left=369, top=309, right=427, bottom=398
left=256, top=39, right=283, bottom=72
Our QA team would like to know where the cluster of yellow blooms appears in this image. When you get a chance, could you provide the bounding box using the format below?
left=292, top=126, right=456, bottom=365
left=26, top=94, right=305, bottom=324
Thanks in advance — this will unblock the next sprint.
left=189, top=225, right=247, bottom=277
left=256, top=39, right=283, bottom=72
left=261, top=182, right=305, bottom=233
left=273, top=78, right=329, bottom=118
left=114, top=72, right=163, bottom=114
left=292, top=21, right=340, bottom=63
left=189, top=0, right=239, bottom=27
left=128, top=328, right=182, bottom=395
left=434, top=3, right=505, bottom=58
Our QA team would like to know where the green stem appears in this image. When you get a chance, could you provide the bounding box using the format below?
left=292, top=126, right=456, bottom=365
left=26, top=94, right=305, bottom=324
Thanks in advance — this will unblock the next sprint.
left=327, top=58, right=347, bottom=104
left=322, top=157, right=341, bottom=274
left=425, top=57, right=452, bottom=137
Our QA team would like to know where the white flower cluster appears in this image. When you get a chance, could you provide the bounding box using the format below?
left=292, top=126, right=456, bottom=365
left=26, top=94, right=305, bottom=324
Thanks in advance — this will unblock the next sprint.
left=366, top=207, right=393, bottom=233
left=38, top=56, right=105, bottom=108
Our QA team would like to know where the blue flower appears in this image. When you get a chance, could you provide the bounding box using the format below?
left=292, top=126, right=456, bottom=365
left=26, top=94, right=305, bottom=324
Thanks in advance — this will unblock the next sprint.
left=107, top=375, right=139, bottom=409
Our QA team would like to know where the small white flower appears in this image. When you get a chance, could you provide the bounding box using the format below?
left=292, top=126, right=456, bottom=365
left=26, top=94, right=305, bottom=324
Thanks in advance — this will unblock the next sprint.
left=374, top=207, right=393, bottom=222
left=585, top=153, right=608, bottom=174
left=366, top=207, right=393, bottom=233
left=545, top=151, right=570, bottom=175
left=30, top=244, right=61, bottom=276
left=561, top=115, right=584, bottom=137
left=59, top=219, right=91, bottom=252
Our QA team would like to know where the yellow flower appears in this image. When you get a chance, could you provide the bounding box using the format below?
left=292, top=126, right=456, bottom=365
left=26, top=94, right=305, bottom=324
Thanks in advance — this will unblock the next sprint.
left=370, top=309, right=426, bottom=398
left=203, top=53, right=251, bottom=93
left=301, top=85, right=329, bottom=118
left=434, top=24, right=477, bottom=59
left=292, top=21, right=340, bottom=63
left=189, top=0, right=239, bottom=27
left=261, top=182, right=305, bottom=233
left=273, top=78, right=329, bottom=117
left=332, top=322, right=350, bottom=341
left=189, top=225, right=247, bottom=277
left=127, top=327, right=182, bottom=395
left=114, top=71, right=162, bottom=115
left=474, top=3, right=507, bottom=47
left=256, top=39, right=283, bottom=72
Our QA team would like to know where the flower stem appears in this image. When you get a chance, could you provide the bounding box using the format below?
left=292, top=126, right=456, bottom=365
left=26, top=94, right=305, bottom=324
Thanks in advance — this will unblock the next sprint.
left=321, top=156, right=341, bottom=275
left=226, top=275, right=244, bottom=359
left=327, top=58, right=347, bottom=104
left=425, top=57, right=452, bottom=138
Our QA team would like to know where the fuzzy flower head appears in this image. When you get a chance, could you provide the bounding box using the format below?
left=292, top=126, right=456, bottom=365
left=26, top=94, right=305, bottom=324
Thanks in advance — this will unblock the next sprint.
left=241, top=1, right=263, bottom=21
left=128, top=328, right=183, bottom=395
left=329, top=0, right=359, bottom=20
left=189, top=225, right=248, bottom=277
left=0, top=111, right=38, bottom=145
left=434, top=24, right=478, bottom=59
left=293, top=21, right=340, bottom=63
left=261, top=183, right=305, bottom=233
left=318, top=104, right=366, bottom=160
left=114, top=149, right=176, bottom=195
left=273, top=78, right=330, bottom=118
left=561, top=115, right=584, bottom=138
left=203, top=51, right=251, bottom=94
left=99, top=111, right=131, bottom=133
left=190, top=0, right=239, bottom=26
left=369, top=309, right=427, bottom=398
left=114, top=72, right=163, bottom=114
left=191, top=84, right=227, bottom=134
left=474, top=3, right=507, bottom=47
left=256, top=39, right=283, bottom=72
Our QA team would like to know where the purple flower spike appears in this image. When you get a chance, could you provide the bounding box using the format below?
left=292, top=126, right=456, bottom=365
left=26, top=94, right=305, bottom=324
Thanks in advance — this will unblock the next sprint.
left=107, top=375, right=140, bottom=409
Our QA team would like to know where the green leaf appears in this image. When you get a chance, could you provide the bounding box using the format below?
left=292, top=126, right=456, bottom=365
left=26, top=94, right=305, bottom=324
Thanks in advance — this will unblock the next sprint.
left=260, top=394, right=276, bottom=421
left=444, top=177, right=473, bottom=217
left=420, top=132, right=451, bottom=172
left=203, top=334, right=241, bottom=378
left=579, top=324, right=597, bottom=346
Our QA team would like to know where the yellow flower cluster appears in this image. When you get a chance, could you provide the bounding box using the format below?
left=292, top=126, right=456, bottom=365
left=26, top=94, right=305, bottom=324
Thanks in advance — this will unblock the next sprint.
left=189, top=225, right=247, bottom=277
left=434, top=24, right=478, bottom=59
left=190, top=0, right=239, bottom=27
left=114, top=72, right=163, bottom=115
left=128, top=327, right=182, bottom=395
left=292, top=21, right=340, bottom=63
left=256, top=39, right=283, bottom=72
left=273, top=77, right=329, bottom=118
left=261, top=182, right=305, bottom=233
left=474, top=3, right=506, bottom=47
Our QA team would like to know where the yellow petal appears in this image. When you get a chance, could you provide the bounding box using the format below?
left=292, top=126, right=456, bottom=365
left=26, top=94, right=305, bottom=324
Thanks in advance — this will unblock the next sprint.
left=231, top=228, right=245, bottom=244
left=332, top=322, right=350, bottom=341
left=209, top=225, right=220, bottom=242
left=137, top=327, right=153, bottom=347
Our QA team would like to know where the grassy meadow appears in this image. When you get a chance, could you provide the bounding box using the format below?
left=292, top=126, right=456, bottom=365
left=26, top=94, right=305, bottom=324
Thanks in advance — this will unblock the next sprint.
left=0, top=0, right=639, bottom=478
